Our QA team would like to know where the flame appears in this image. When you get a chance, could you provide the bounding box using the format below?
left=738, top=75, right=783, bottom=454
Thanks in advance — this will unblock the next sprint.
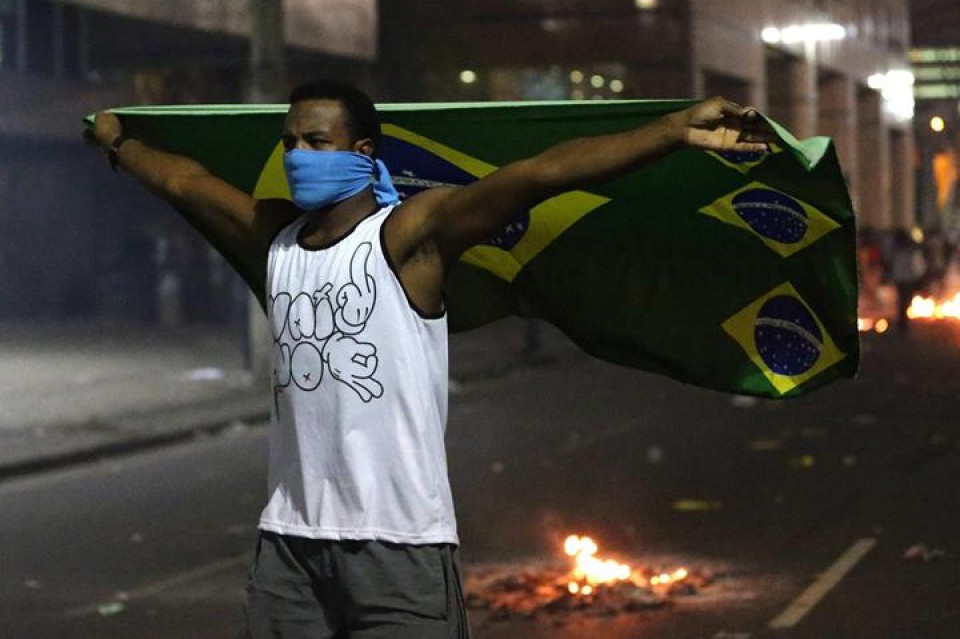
left=858, top=317, right=890, bottom=333
left=564, top=535, right=631, bottom=587
left=908, top=292, right=960, bottom=320
left=650, top=568, right=688, bottom=586
left=563, top=534, right=689, bottom=596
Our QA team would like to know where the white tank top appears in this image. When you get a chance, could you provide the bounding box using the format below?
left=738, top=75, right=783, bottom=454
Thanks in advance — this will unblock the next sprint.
left=259, top=205, right=456, bottom=545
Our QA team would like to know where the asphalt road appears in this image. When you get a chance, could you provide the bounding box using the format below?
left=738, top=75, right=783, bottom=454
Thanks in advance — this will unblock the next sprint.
left=1, top=323, right=958, bottom=639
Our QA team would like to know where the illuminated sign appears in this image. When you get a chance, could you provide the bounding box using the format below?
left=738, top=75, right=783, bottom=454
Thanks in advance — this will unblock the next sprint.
left=910, top=48, right=960, bottom=101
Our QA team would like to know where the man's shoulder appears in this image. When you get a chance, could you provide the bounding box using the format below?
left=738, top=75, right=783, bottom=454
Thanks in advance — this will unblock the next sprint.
left=389, top=187, right=459, bottom=225
left=382, top=188, right=459, bottom=266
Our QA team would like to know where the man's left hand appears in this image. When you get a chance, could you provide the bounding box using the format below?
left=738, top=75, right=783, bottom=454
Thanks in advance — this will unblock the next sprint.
left=670, top=97, right=775, bottom=153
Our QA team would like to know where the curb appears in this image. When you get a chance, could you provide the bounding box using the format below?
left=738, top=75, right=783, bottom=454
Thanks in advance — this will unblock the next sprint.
left=0, top=397, right=269, bottom=482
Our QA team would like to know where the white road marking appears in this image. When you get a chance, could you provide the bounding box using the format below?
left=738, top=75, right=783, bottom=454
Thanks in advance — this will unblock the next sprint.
left=768, top=538, right=877, bottom=629
left=65, top=553, right=252, bottom=618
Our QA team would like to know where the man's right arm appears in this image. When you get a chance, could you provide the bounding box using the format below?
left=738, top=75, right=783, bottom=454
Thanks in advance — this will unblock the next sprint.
left=90, top=111, right=297, bottom=300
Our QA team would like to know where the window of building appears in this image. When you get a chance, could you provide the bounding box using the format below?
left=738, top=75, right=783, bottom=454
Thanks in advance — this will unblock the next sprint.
left=487, top=63, right=628, bottom=102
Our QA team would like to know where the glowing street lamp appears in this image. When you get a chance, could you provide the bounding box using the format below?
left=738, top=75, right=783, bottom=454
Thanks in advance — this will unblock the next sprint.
left=761, top=23, right=847, bottom=45
left=868, top=70, right=916, bottom=122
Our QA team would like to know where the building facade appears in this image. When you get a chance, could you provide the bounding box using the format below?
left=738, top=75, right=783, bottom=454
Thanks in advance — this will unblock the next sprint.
left=910, top=0, right=960, bottom=236
left=1, top=0, right=923, bottom=322
left=429, top=0, right=915, bottom=234
left=0, top=0, right=376, bottom=322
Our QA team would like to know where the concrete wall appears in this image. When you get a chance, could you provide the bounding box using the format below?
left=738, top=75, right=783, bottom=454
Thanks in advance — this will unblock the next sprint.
left=0, top=0, right=376, bottom=323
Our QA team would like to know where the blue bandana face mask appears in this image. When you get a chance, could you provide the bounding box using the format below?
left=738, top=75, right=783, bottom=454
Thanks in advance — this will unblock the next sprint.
left=283, top=150, right=400, bottom=211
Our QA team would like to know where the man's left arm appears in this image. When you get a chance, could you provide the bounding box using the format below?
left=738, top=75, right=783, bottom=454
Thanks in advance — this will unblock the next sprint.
left=421, top=97, right=773, bottom=265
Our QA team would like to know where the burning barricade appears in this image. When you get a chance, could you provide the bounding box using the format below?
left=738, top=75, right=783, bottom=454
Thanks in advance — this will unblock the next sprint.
left=858, top=291, right=960, bottom=334
left=464, top=535, right=712, bottom=622
left=907, top=291, right=960, bottom=321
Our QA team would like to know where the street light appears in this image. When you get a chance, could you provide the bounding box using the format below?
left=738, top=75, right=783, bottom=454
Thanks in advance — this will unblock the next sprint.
left=868, top=70, right=916, bottom=122
left=761, top=23, right=846, bottom=45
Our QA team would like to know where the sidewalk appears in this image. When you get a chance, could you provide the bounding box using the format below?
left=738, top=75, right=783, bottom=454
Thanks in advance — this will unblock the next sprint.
left=0, top=320, right=262, bottom=476
left=0, top=317, right=579, bottom=478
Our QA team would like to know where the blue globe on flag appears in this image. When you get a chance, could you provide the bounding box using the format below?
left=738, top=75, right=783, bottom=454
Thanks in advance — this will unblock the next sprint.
left=733, top=188, right=809, bottom=245
left=754, top=295, right=823, bottom=376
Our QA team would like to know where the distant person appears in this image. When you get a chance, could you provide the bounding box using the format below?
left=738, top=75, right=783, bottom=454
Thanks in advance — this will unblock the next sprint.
left=891, top=229, right=926, bottom=333
left=923, top=230, right=948, bottom=298
left=89, top=80, right=772, bottom=638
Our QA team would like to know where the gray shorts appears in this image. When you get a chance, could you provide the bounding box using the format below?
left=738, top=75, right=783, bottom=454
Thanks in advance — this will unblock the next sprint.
left=243, top=532, right=470, bottom=639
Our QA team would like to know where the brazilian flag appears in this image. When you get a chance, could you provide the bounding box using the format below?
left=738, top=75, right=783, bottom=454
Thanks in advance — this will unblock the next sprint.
left=86, top=100, right=859, bottom=398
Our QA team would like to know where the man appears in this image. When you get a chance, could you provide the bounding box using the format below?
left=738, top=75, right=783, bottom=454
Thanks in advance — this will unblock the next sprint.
left=90, top=80, right=771, bottom=638
left=890, top=228, right=925, bottom=334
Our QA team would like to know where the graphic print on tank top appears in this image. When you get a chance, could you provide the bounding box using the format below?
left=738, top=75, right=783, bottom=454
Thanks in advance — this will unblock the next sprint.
left=270, top=242, right=384, bottom=403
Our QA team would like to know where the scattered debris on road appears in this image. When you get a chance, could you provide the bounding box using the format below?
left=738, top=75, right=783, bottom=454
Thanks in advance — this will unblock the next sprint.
left=903, top=543, right=947, bottom=561
left=464, top=535, right=713, bottom=622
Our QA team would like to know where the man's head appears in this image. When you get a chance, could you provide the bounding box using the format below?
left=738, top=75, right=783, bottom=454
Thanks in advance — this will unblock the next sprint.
left=283, top=80, right=381, bottom=157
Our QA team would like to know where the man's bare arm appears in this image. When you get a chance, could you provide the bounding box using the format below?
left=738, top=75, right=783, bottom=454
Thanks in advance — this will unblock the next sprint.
left=89, top=112, right=296, bottom=297
left=414, top=97, right=773, bottom=265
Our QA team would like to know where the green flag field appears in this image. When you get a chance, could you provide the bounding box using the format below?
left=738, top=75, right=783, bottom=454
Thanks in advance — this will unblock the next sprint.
left=87, top=100, right=860, bottom=398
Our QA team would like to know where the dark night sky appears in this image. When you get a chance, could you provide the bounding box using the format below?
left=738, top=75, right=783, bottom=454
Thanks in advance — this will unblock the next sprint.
left=910, top=0, right=960, bottom=46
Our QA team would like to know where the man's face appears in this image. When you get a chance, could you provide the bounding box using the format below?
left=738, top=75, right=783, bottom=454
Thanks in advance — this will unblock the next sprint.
left=281, top=99, right=372, bottom=155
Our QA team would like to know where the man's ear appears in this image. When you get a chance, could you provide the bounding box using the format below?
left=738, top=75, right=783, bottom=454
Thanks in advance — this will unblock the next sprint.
left=354, top=138, right=375, bottom=156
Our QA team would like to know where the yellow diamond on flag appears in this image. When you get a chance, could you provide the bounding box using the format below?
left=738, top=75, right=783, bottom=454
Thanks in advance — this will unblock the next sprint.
left=252, top=142, right=291, bottom=200
left=722, top=282, right=847, bottom=396
left=381, top=123, right=610, bottom=283
left=461, top=190, right=610, bottom=282
left=700, top=181, right=840, bottom=258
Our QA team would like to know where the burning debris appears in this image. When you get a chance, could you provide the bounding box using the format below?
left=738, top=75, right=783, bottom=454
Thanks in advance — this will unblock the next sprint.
left=903, top=543, right=947, bottom=562
left=858, top=290, right=960, bottom=334
left=464, top=535, right=712, bottom=621
left=907, top=292, right=960, bottom=321
left=857, top=317, right=890, bottom=334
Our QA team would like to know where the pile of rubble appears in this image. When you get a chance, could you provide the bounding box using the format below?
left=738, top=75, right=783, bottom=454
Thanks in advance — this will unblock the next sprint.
left=464, top=562, right=713, bottom=621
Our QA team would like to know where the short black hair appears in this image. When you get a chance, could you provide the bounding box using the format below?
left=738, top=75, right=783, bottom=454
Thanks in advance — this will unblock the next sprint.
left=289, top=80, right=381, bottom=150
